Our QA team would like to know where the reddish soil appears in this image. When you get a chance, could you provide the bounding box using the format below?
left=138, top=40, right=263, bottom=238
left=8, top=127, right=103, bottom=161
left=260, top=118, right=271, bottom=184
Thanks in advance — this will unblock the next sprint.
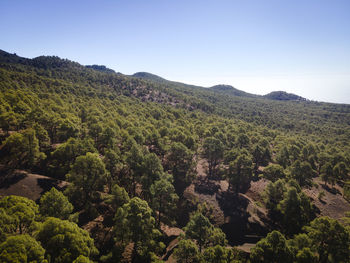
left=183, top=159, right=270, bottom=254
left=246, top=178, right=269, bottom=205
left=196, top=157, right=208, bottom=178
left=161, top=224, right=184, bottom=237
left=303, top=177, right=350, bottom=219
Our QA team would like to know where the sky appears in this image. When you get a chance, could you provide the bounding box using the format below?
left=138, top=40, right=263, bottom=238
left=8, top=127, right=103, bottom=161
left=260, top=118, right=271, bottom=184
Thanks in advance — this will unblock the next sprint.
left=1, top=0, right=350, bottom=103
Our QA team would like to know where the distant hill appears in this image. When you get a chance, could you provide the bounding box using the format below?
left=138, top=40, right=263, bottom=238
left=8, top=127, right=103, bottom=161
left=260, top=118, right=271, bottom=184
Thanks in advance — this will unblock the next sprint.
left=0, top=50, right=310, bottom=103
left=0, top=51, right=82, bottom=70
left=132, top=71, right=308, bottom=102
left=86, top=64, right=116, bottom=74
left=132, top=72, right=168, bottom=83
left=3, top=49, right=349, bottom=137
left=0, top=50, right=28, bottom=64
left=264, top=91, right=306, bottom=101
left=32, top=56, right=82, bottom=69
left=210, top=84, right=257, bottom=98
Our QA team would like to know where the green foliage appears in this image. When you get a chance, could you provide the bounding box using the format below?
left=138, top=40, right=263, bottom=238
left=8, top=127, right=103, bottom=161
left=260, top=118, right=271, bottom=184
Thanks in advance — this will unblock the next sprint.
left=304, top=216, right=350, bottom=263
left=227, top=152, right=253, bottom=192
left=203, top=245, right=237, bottom=263
left=150, top=176, right=179, bottom=226
left=66, top=152, right=107, bottom=208
left=0, top=208, right=15, bottom=242
left=252, top=143, right=271, bottom=169
left=262, top=164, right=285, bottom=182
left=333, top=161, right=349, bottom=181
left=0, top=195, right=39, bottom=234
left=295, top=247, right=318, bottom=263
left=1, top=50, right=350, bottom=262
left=32, top=122, right=51, bottom=151
left=278, top=187, right=314, bottom=235
left=103, top=148, right=123, bottom=189
left=0, top=234, right=46, bottom=263
left=289, top=160, right=316, bottom=187
left=250, top=218, right=350, bottom=263
left=287, top=233, right=318, bottom=262
left=0, top=129, right=45, bottom=168
left=125, top=143, right=144, bottom=195
left=39, top=187, right=73, bottom=220
left=166, top=142, right=195, bottom=191
left=276, top=146, right=291, bottom=168
left=202, top=137, right=224, bottom=178
left=264, top=179, right=286, bottom=221
left=140, top=152, right=164, bottom=201
left=72, top=255, right=93, bottom=263
left=236, top=133, right=250, bottom=149
left=114, top=197, right=164, bottom=261
left=264, top=180, right=314, bottom=234
left=0, top=110, right=18, bottom=133
left=37, top=217, right=98, bottom=263
left=184, top=211, right=227, bottom=252
left=250, top=230, right=292, bottom=263
left=320, top=162, right=334, bottom=186
left=106, top=183, right=130, bottom=212
left=49, top=138, right=97, bottom=179
left=173, top=239, right=201, bottom=263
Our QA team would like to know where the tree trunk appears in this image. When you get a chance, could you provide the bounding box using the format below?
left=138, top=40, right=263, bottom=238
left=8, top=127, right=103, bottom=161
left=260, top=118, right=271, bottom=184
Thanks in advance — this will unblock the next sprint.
left=158, top=194, right=163, bottom=227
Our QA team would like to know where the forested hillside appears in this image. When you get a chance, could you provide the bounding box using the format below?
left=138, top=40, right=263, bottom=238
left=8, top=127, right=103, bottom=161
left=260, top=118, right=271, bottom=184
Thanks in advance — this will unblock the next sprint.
left=0, top=50, right=349, bottom=263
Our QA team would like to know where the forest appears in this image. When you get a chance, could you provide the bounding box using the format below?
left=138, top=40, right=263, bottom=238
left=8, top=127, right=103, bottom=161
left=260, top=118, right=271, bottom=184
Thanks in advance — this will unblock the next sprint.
left=0, top=49, right=349, bottom=263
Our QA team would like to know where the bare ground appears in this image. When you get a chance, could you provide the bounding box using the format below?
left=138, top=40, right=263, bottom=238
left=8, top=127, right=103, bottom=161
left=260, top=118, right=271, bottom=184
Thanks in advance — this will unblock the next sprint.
left=181, top=159, right=270, bottom=255
left=0, top=169, right=67, bottom=201
left=303, top=177, right=350, bottom=219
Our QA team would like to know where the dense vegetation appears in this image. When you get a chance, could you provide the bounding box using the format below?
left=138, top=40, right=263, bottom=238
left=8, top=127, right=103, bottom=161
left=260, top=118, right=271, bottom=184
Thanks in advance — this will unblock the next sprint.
left=0, top=49, right=349, bottom=262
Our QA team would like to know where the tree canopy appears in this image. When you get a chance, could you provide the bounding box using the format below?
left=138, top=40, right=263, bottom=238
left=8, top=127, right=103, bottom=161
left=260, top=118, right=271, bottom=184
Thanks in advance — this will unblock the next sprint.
left=39, top=187, right=73, bottom=220
left=36, top=217, right=98, bottom=263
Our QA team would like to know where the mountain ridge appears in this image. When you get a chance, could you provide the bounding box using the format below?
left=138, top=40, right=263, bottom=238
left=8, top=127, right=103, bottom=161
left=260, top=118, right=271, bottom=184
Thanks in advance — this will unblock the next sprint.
left=0, top=49, right=308, bottom=102
left=131, top=71, right=306, bottom=101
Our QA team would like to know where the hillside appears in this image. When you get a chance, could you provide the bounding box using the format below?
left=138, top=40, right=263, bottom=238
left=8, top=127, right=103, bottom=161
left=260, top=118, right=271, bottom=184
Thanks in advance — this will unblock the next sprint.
left=86, top=65, right=116, bottom=74
left=0, top=50, right=350, bottom=263
left=131, top=69, right=350, bottom=142
left=132, top=72, right=169, bottom=83
left=264, top=91, right=306, bottom=101
left=210, top=84, right=257, bottom=98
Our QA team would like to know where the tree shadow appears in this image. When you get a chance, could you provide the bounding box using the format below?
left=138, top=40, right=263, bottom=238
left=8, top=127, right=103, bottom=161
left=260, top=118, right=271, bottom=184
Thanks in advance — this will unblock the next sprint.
left=217, top=191, right=267, bottom=246
left=194, top=178, right=220, bottom=195
left=0, top=170, right=27, bottom=189
left=322, top=184, right=340, bottom=195
left=37, top=178, right=62, bottom=194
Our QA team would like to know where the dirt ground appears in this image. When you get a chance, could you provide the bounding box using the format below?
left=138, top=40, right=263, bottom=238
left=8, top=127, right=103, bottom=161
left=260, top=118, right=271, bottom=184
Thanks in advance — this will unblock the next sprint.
left=0, top=169, right=67, bottom=201
left=303, top=177, right=350, bottom=219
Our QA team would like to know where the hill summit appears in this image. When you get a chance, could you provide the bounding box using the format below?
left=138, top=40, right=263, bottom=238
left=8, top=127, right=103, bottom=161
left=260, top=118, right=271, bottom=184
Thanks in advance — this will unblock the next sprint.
left=264, top=91, right=306, bottom=101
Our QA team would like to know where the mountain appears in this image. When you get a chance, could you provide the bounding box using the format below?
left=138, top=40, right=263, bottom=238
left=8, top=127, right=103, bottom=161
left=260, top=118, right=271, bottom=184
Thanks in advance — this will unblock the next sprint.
left=132, top=71, right=306, bottom=102
left=132, top=71, right=205, bottom=91
left=264, top=91, right=306, bottom=101
left=210, top=84, right=257, bottom=98
left=132, top=71, right=168, bottom=83
left=1, top=49, right=349, bottom=136
left=132, top=72, right=257, bottom=98
left=86, top=64, right=116, bottom=74
left=0, top=50, right=322, bottom=104
left=0, top=50, right=29, bottom=64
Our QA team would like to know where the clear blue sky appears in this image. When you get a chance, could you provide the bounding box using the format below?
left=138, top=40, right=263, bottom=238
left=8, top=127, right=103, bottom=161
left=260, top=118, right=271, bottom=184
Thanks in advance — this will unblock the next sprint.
left=1, top=0, right=350, bottom=103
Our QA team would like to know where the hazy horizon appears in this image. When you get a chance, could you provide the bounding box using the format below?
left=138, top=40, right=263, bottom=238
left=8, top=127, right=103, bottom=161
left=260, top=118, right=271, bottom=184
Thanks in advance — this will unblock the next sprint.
left=1, top=0, right=349, bottom=103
